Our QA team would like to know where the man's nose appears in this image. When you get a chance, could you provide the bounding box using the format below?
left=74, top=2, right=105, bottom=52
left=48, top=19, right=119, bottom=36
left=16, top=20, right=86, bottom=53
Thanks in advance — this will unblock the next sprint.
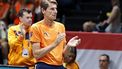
left=54, top=9, right=57, bottom=13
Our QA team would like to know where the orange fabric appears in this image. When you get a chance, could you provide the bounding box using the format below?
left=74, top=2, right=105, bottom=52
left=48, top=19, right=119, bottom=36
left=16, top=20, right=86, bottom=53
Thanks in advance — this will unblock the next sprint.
left=14, top=2, right=34, bottom=25
left=15, top=2, right=21, bottom=14
left=0, top=2, right=10, bottom=19
left=63, top=62, right=79, bottom=69
left=30, top=20, right=66, bottom=65
left=14, top=2, right=22, bottom=25
left=15, top=2, right=33, bottom=13
left=8, top=25, right=36, bottom=66
left=14, top=18, right=20, bottom=25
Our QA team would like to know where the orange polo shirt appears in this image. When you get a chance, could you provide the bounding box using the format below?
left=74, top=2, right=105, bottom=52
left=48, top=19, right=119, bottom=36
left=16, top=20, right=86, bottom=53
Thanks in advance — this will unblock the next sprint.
left=30, top=20, right=66, bottom=65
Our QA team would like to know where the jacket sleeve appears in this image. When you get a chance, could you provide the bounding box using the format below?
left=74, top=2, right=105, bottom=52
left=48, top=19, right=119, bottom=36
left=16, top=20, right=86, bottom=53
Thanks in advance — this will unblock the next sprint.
left=8, top=27, right=23, bottom=48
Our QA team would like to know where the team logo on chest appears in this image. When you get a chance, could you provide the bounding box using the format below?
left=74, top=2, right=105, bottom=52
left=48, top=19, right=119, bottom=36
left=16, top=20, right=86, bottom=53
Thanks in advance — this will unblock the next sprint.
left=43, top=31, right=50, bottom=39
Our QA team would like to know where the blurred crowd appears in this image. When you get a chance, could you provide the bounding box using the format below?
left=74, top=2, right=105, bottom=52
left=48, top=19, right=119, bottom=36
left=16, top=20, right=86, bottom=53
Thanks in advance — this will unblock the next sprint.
left=0, top=0, right=43, bottom=26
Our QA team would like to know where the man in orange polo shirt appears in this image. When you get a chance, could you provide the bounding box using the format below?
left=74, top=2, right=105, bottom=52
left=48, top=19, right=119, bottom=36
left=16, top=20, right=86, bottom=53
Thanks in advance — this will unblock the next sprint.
left=30, top=0, right=80, bottom=69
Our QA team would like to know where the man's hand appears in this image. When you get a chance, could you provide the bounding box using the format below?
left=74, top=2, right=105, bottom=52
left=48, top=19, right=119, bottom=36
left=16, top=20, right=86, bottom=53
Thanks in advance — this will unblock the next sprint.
left=18, top=34, right=24, bottom=41
left=67, top=36, right=81, bottom=47
left=54, top=33, right=65, bottom=46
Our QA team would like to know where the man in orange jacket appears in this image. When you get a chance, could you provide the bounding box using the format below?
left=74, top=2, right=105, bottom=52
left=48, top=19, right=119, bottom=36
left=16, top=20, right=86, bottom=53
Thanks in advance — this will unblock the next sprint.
left=8, top=8, right=36, bottom=69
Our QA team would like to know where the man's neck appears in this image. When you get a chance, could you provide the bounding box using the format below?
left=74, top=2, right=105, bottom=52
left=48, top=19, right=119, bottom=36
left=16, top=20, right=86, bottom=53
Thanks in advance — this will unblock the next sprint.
left=20, top=23, right=29, bottom=31
left=100, top=67, right=108, bottom=69
left=43, top=18, right=54, bottom=27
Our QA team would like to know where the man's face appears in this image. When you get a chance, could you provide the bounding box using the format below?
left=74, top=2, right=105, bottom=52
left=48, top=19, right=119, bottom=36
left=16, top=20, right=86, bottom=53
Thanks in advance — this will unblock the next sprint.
left=99, top=56, right=109, bottom=69
left=111, top=0, right=119, bottom=6
left=64, top=53, right=75, bottom=63
left=20, top=12, right=32, bottom=27
left=43, top=2, right=57, bottom=21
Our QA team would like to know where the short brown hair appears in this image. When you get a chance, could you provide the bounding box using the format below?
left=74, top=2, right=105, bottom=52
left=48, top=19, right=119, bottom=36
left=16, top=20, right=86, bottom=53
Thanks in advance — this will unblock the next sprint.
left=17, top=8, right=32, bottom=17
left=40, top=0, right=57, bottom=10
left=100, top=54, right=110, bottom=62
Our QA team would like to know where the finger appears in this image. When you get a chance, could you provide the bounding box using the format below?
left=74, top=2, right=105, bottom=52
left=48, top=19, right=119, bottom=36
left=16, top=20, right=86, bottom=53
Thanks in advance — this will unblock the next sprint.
left=57, top=33, right=65, bottom=43
left=77, top=39, right=81, bottom=46
left=59, top=33, right=65, bottom=38
left=73, top=36, right=78, bottom=39
left=70, top=36, right=78, bottom=41
left=61, top=33, right=65, bottom=37
left=78, top=39, right=81, bottom=43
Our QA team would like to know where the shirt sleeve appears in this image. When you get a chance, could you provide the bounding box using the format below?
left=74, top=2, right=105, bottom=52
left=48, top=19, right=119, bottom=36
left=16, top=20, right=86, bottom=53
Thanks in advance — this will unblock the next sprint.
left=8, top=26, right=22, bottom=48
left=30, top=25, right=41, bottom=43
left=61, top=24, right=66, bottom=47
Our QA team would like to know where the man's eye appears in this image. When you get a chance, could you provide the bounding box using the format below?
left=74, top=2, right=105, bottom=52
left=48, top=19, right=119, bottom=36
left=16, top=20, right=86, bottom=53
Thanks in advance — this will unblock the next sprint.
left=51, top=8, right=54, bottom=10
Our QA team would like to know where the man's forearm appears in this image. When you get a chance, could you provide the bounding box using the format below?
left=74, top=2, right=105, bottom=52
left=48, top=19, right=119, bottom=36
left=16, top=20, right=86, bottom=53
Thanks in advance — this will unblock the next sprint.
left=32, top=42, right=58, bottom=59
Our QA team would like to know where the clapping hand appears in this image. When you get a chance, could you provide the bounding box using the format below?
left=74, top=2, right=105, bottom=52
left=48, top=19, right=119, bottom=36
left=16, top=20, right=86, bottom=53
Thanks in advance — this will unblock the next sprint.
left=67, top=36, right=81, bottom=47
left=18, top=34, right=24, bottom=41
left=54, top=33, right=65, bottom=45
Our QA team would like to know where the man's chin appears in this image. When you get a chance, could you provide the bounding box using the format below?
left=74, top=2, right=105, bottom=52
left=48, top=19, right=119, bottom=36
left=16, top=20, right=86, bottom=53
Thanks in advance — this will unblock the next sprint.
left=52, top=18, right=56, bottom=20
left=26, top=24, right=31, bottom=28
left=52, top=17, right=56, bottom=20
left=100, top=66, right=105, bottom=68
left=50, top=19, right=56, bottom=21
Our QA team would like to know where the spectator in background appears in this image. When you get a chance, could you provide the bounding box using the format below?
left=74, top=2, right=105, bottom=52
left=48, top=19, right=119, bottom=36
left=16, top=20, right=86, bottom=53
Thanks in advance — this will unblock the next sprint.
left=8, top=0, right=16, bottom=24
left=34, top=0, right=43, bottom=23
left=7, top=8, right=36, bottom=69
left=0, top=45, right=3, bottom=64
left=9, top=0, right=34, bottom=25
left=96, top=21, right=109, bottom=32
left=30, top=0, right=81, bottom=69
left=63, top=47, right=79, bottom=69
left=104, top=0, right=121, bottom=33
left=0, top=0, right=10, bottom=26
left=57, top=0, right=77, bottom=22
left=82, top=21, right=97, bottom=32
left=0, top=21, right=8, bottom=64
left=99, top=54, right=110, bottom=69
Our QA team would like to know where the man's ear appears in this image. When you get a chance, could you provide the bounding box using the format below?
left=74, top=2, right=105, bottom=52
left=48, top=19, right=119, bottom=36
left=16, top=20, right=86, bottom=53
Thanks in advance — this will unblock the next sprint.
left=19, top=17, right=22, bottom=21
left=41, top=8, right=45, bottom=14
left=108, top=60, right=111, bottom=64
